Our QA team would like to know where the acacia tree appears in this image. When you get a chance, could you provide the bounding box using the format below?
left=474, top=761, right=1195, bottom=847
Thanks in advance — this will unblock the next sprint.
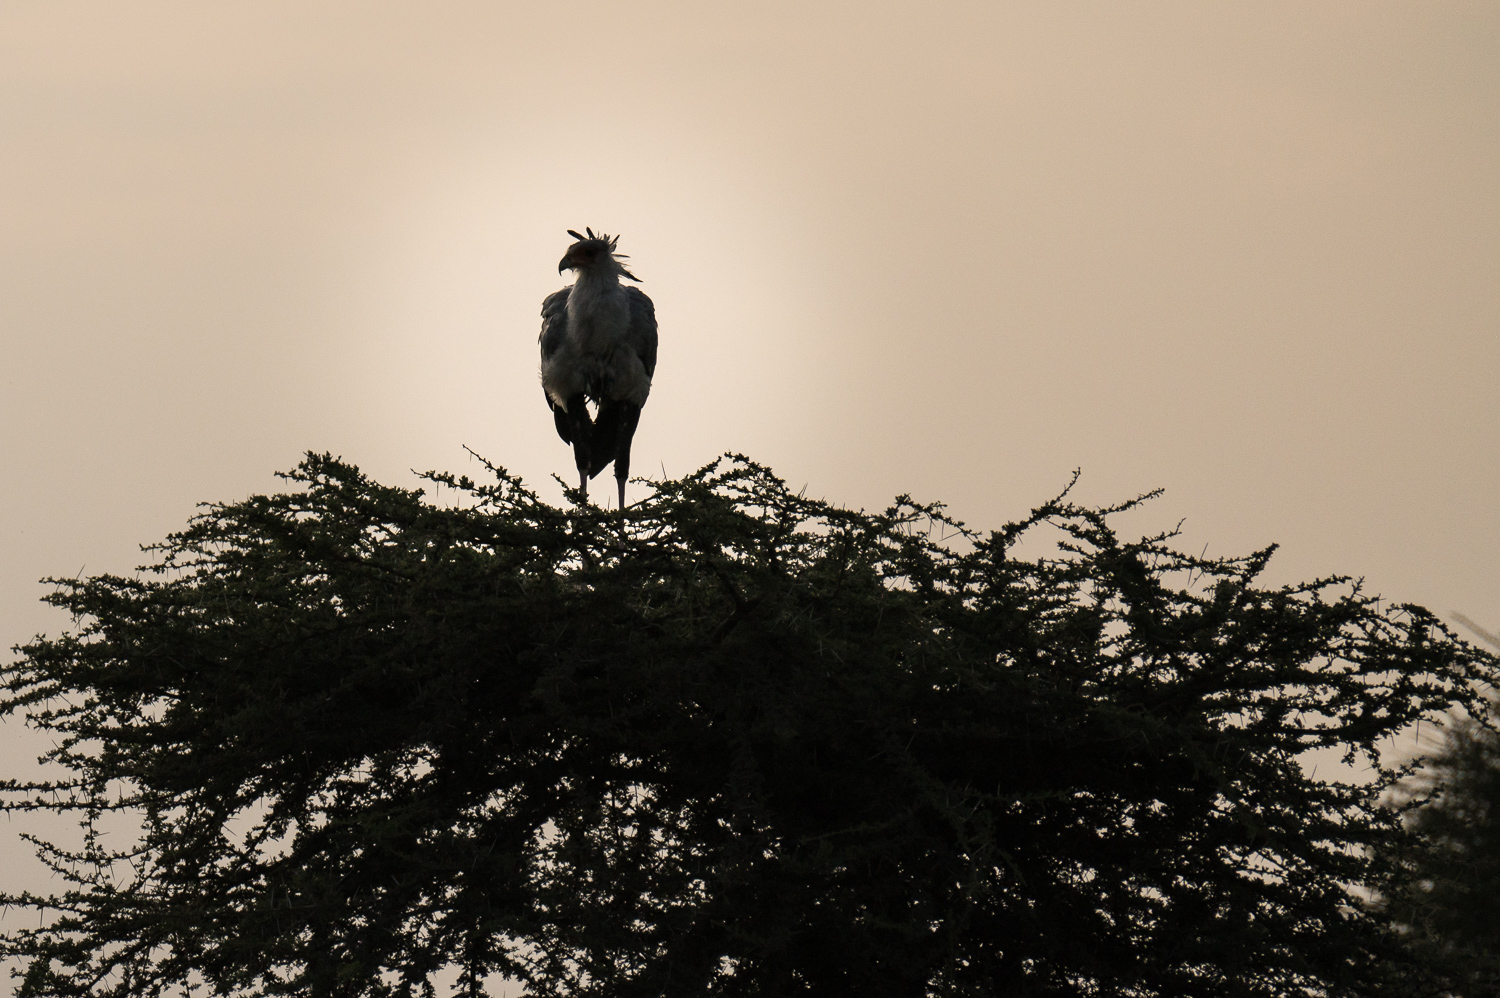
left=2, top=453, right=1495, bottom=997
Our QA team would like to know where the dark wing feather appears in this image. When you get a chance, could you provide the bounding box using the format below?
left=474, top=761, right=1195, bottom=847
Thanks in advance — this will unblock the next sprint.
left=539, top=287, right=573, bottom=443
left=623, top=286, right=658, bottom=380
left=539, top=287, right=571, bottom=361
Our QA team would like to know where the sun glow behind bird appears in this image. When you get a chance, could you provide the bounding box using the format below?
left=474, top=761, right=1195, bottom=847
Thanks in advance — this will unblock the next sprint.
left=330, top=132, right=835, bottom=509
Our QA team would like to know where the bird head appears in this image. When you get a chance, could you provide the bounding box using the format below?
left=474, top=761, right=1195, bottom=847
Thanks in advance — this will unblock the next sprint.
left=558, top=228, right=642, bottom=282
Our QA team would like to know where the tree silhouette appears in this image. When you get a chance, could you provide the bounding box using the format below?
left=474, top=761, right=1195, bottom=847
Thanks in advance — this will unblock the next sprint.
left=1380, top=617, right=1500, bottom=997
left=2, top=453, right=1495, bottom=997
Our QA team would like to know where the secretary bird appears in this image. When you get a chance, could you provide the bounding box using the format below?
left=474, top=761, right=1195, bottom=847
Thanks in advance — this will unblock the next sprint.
left=539, top=228, right=658, bottom=509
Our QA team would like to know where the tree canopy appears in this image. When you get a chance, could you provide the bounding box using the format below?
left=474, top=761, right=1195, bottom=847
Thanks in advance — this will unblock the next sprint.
left=3, top=453, right=1495, bottom=997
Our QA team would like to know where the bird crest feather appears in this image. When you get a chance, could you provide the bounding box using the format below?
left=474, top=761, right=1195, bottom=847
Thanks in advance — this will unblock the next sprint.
left=565, top=227, right=640, bottom=281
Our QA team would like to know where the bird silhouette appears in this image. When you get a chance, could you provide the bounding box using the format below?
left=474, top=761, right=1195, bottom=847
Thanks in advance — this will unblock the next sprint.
left=539, top=228, right=658, bottom=509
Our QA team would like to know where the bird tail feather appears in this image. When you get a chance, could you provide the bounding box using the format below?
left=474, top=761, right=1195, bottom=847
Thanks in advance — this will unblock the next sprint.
left=590, top=399, right=640, bottom=479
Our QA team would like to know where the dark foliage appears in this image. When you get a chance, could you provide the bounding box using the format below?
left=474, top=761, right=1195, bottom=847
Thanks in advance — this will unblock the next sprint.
left=1382, top=698, right=1500, bottom=997
left=3, top=453, right=1496, bottom=997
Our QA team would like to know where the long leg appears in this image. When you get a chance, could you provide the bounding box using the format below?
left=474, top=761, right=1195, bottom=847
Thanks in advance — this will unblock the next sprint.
left=612, top=404, right=642, bottom=511
left=555, top=393, right=593, bottom=498
left=592, top=400, right=642, bottom=509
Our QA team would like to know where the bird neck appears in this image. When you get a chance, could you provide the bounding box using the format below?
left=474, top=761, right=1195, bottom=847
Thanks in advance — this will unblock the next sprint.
left=568, top=268, right=622, bottom=313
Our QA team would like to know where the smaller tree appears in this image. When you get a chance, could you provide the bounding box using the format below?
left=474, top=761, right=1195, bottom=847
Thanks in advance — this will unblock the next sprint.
left=1382, top=618, right=1500, bottom=997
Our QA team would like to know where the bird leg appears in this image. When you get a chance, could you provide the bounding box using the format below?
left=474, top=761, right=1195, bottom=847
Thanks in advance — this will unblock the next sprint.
left=591, top=399, right=634, bottom=510
left=559, top=392, right=594, bottom=502
left=612, top=404, right=642, bottom=512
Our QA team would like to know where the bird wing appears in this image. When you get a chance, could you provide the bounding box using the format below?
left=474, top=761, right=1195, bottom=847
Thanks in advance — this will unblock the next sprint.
left=539, top=287, right=574, bottom=443
left=539, top=287, right=571, bottom=362
left=624, top=286, right=658, bottom=380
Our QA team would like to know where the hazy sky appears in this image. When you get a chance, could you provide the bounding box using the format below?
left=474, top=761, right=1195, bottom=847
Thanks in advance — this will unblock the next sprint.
left=1, top=0, right=1497, bottom=917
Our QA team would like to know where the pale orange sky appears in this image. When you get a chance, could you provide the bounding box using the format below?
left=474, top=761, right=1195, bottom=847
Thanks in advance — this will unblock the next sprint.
left=1, top=0, right=1497, bottom=919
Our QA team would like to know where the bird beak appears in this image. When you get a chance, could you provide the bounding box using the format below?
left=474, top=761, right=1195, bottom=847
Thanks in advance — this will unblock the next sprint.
left=558, top=256, right=570, bottom=275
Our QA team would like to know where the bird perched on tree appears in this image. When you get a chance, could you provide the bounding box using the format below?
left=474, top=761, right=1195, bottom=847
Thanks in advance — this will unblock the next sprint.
left=539, top=228, right=658, bottom=509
